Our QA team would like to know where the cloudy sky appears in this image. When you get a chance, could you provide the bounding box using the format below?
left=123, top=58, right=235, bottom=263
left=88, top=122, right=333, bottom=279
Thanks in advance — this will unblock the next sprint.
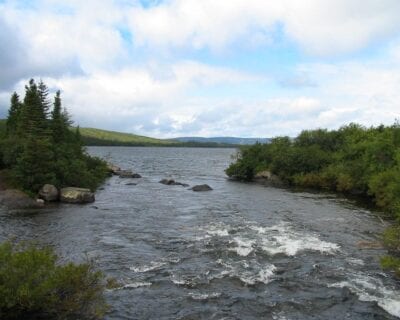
left=0, top=0, right=400, bottom=138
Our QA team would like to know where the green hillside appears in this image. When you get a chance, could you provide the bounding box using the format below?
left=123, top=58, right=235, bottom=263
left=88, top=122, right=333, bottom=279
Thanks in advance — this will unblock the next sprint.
left=78, top=127, right=175, bottom=146
left=0, top=119, right=233, bottom=147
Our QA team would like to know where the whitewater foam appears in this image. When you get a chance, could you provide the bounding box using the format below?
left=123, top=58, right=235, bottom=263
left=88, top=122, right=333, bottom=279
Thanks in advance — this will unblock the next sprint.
left=229, top=237, right=255, bottom=256
left=250, top=222, right=340, bottom=256
left=329, top=273, right=400, bottom=317
left=123, top=282, right=152, bottom=289
left=217, top=259, right=276, bottom=285
left=129, top=261, right=167, bottom=273
left=188, top=292, right=221, bottom=300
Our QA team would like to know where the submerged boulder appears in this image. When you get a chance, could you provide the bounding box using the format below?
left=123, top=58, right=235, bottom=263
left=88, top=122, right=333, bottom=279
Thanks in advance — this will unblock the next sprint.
left=191, top=184, right=213, bottom=192
left=118, top=170, right=142, bottom=178
left=60, top=187, right=95, bottom=204
left=159, top=179, right=189, bottom=187
left=38, top=184, right=59, bottom=202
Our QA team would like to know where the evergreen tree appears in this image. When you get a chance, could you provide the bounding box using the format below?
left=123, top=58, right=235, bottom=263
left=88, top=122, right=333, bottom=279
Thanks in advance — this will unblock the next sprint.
left=51, top=90, right=66, bottom=143
left=19, top=79, right=48, bottom=138
left=2, top=79, right=108, bottom=193
left=6, top=92, right=22, bottom=135
left=38, top=79, right=51, bottom=118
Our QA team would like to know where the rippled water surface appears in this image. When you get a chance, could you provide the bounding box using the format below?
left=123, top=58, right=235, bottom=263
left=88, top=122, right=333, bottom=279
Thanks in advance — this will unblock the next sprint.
left=1, top=147, right=400, bottom=319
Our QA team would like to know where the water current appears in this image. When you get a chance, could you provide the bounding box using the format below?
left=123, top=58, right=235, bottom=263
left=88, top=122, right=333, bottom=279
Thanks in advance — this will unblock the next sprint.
left=0, top=147, right=399, bottom=319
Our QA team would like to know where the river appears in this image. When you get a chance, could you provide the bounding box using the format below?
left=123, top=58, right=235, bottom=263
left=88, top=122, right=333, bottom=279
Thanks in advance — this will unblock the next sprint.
left=0, top=147, right=399, bottom=319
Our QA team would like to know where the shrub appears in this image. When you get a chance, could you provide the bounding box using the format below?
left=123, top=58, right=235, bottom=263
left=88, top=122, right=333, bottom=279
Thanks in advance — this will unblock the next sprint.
left=0, top=241, right=108, bottom=320
left=381, top=256, right=400, bottom=278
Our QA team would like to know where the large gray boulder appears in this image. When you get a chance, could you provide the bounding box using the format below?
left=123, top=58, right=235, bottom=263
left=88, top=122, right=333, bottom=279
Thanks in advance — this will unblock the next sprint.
left=191, top=184, right=213, bottom=192
left=38, top=184, right=59, bottom=201
left=0, top=189, right=43, bottom=209
left=60, top=187, right=95, bottom=204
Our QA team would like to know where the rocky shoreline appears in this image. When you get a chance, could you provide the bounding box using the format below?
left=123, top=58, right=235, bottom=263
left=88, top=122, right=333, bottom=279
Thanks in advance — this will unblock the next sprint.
left=0, top=162, right=214, bottom=210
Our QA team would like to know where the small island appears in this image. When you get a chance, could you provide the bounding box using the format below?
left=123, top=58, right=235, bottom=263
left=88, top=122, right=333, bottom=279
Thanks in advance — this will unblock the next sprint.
left=0, top=79, right=109, bottom=206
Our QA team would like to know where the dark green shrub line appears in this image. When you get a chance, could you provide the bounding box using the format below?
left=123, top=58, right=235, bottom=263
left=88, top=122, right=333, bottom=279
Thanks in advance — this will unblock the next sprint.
left=0, top=79, right=109, bottom=193
left=226, top=123, right=400, bottom=276
left=0, top=241, right=108, bottom=320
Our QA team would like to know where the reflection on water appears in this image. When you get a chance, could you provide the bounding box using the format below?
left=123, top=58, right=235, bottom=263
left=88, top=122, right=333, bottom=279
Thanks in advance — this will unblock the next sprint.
left=1, top=147, right=399, bottom=319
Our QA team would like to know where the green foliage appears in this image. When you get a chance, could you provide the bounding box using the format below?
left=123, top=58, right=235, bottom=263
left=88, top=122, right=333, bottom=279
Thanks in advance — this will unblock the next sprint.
left=1, top=79, right=108, bottom=192
left=226, top=122, right=400, bottom=276
left=0, top=241, right=107, bottom=320
left=383, top=226, right=400, bottom=252
left=13, top=138, right=56, bottom=192
left=225, top=143, right=269, bottom=181
left=6, top=93, right=22, bottom=136
left=381, top=256, right=400, bottom=277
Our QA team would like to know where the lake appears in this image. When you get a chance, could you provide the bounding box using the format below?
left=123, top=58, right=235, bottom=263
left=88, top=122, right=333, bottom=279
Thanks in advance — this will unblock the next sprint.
left=1, top=147, right=399, bottom=319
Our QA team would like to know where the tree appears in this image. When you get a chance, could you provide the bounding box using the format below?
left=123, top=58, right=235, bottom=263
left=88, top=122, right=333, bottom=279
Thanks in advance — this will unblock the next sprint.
left=6, top=92, right=22, bottom=136
left=38, top=79, right=51, bottom=118
left=19, top=79, right=48, bottom=138
left=2, top=79, right=108, bottom=193
left=51, top=90, right=67, bottom=143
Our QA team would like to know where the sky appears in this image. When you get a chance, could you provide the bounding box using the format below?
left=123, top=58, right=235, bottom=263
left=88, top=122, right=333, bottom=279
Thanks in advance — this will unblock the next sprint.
left=0, top=0, right=400, bottom=138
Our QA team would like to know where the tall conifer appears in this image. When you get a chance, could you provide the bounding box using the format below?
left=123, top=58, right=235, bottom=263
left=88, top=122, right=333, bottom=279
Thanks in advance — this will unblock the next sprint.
left=6, top=92, right=22, bottom=135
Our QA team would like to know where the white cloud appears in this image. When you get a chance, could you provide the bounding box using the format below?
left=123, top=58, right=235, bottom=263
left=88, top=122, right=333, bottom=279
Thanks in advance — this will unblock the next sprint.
left=28, top=61, right=261, bottom=135
left=128, top=0, right=400, bottom=55
left=1, top=0, right=400, bottom=138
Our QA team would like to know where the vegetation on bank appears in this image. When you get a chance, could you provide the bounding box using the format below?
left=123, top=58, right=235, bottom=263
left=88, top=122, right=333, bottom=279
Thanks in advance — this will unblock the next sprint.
left=0, top=79, right=108, bottom=193
left=0, top=241, right=108, bottom=320
left=226, top=123, right=400, bottom=276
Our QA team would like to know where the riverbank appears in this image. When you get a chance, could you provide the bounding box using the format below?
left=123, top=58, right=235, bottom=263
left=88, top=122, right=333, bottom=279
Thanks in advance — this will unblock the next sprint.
left=225, top=123, right=400, bottom=278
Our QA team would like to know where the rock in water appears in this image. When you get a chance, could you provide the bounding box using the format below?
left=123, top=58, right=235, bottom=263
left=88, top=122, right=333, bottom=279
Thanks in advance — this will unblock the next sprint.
left=191, top=184, right=213, bottom=192
left=60, top=187, right=95, bottom=204
left=159, top=178, right=175, bottom=185
left=159, top=179, right=189, bottom=187
left=0, top=189, right=43, bottom=209
left=118, top=170, right=142, bottom=178
left=38, top=184, right=59, bottom=201
left=107, top=163, right=121, bottom=175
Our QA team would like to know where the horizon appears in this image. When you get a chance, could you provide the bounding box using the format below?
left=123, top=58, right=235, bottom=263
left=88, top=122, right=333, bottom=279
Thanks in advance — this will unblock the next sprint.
left=1, top=1, right=400, bottom=139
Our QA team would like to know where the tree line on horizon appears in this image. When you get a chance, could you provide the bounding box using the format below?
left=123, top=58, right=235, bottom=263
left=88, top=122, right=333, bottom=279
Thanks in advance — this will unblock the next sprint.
left=0, top=79, right=108, bottom=193
left=226, top=122, right=400, bottom=276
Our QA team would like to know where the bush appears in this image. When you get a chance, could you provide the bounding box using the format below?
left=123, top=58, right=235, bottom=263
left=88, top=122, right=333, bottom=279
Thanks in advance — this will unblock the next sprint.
left=0, top=241, right=108, bottom=319
left=381, top=256, right=400, bottom=277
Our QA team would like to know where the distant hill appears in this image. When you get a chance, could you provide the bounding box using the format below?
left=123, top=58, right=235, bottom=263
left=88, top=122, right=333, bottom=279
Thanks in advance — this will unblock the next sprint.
left=0, top=119, right=255, bottom=147
left=172, top=136, right=271, bottom=145
left=78, top=127, right=176, bottom=146
left=77, top=127, right=236, bottom=147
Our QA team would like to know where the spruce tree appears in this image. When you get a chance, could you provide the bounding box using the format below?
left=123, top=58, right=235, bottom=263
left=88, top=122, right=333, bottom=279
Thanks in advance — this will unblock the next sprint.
left=38, top=79, right=51, bottom=118
left=6, top=92, right=22, bottom=136
left=19, top=79, right=48, bottom=138
left=51, top=90, right=65, bottom=143
left=2, top=79, right=108, bottom=192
